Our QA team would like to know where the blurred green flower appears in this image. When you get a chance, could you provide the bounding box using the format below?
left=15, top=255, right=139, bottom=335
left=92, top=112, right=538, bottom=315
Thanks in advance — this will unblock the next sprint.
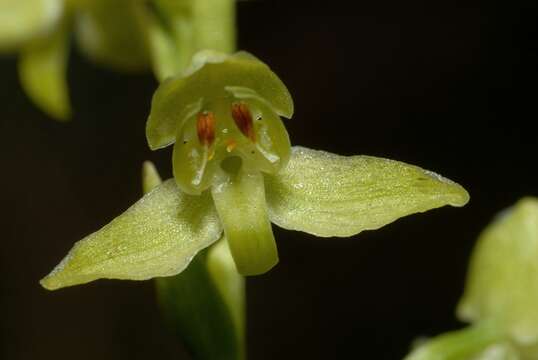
left=458, top=198, right=538, bottom=358
left=405, top=198, right=538, bottom=360
left=1, top=0, right=235, bottom=120
left=1, top=0, right=151, bottom=120
left=40, top=50, right=469, bottom=289
left=2, top=0, right=71, bottom=120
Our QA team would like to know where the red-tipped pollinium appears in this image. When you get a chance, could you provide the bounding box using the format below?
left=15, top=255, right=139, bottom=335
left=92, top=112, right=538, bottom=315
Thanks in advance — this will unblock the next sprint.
left=196, top=111, right=216, bottom=146
left=231, top=103, right=256, bottom=142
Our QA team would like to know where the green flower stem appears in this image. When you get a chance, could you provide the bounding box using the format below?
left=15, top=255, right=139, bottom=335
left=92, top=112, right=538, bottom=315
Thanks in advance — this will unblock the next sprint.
left=156, top=242, right=245, bottom=360
left=146, top=0, right=236, bottom=80
left=405, top=322, right=504, bottom=360
left=75, top=0, right=150, bottom=71
left=192, top=0, right=236, bottom=54
left=206, top=238, right=246, bottom=348
left=142, top=0, right=194, bottom=81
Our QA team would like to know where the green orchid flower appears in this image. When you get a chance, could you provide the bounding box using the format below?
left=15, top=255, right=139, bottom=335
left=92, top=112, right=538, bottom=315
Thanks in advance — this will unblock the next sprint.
left=405, top=198, right=538, bottom=360
left=40, top=50, right=469, bottom=289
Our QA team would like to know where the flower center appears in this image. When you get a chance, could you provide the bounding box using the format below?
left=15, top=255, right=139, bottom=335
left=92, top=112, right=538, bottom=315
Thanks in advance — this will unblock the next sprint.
left=172, top=94, right=291, bottom=195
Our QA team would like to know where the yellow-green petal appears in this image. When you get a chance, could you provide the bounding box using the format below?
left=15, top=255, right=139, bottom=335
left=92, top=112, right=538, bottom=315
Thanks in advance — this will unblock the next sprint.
left=191, top=0, right=235, bottom=54
left=211, top=168, right=278, bottom=276
left=457, top=198, right=538, bottom=345
left=265, top=146, right=469, bottom=237
left=74, top=0, right=149, bottom=72
left=0, top=0, right=62, bottom=52
left=18, top=18, right=70, bottom=121
left=147, top=50, right=294, bottom=150
left=40, top=179, right=222, bottom=290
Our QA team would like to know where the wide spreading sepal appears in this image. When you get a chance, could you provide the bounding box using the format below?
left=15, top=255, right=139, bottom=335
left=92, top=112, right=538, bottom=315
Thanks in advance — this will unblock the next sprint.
left=40, top=179, right=222, bottom=290
left=265, top=146, right=469, bottom=237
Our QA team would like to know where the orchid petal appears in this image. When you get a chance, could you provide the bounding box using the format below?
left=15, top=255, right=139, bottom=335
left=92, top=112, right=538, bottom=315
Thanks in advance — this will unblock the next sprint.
left=147, top=50, right=293, bottom=150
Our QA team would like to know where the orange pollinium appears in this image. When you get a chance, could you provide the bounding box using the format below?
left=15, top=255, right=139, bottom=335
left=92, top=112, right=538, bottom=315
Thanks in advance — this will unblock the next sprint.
left=231, top=103, right=256, bottom=142
left=196, top=111, right=216, bottom=146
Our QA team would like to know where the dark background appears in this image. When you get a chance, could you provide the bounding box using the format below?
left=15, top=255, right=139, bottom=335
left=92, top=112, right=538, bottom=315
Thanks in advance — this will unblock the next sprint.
left=1, top=1, right=537, bottom=359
